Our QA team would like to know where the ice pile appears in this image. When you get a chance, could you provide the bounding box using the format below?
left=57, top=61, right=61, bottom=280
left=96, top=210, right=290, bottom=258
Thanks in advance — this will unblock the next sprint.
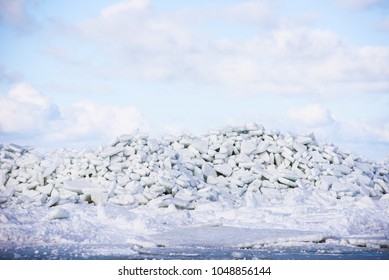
left=1, top=123, right=388, bottom=210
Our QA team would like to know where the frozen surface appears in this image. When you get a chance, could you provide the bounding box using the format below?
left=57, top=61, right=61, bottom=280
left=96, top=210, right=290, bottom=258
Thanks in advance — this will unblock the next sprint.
left=1, top=123, right=389, bottom=259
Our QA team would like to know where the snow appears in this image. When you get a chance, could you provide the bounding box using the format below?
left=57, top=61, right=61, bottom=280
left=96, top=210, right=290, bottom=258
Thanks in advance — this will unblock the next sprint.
left=1, top=123, right=389, bottom=258
left=46, top=208, right=70, bottom=220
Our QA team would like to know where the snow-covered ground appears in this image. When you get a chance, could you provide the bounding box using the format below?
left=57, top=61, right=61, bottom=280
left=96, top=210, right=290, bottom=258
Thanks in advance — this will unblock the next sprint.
left=1, top=123, right=389, bottom=259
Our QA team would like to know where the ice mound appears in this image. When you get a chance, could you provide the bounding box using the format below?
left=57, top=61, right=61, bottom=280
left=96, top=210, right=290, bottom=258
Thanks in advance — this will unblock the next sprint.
left=1, top=123, right=388, bottom=209
left=1, top=123, right=389, bottom=254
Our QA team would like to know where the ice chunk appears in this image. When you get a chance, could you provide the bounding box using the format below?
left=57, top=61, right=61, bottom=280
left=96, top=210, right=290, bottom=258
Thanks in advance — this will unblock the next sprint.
left=321, top=175, right=339, bottom=185
left=260, top=187, right=283, bottom=200
left=63, top=179, right=99, bottom=194
left=355, top=174, right=372, bottom=186
left=108, top=163, right=123, bottom=172
left=90, top=191, right=109, bottom=205
left=125, top=181, right=144, bottom=195
left=245, top=122, right=263, bottom=131
left=332, top=182, right=353, bottom=192
left=37, top=184, right=54, bottom=195
left=279, top=172, right=300, bottom=181
left=206, top=175, right=219, bottom=185
left=202, top=163, right=217, bottom=178
left=244, top=191, right=261, bottom=208
left=293, top=141, right=307, bottom=153
left=310, top=151, right=326, bottom=163
left=8, top=143, right=25, bottom=153
left=0, top=171, right=6, bottom=187
left=241, top=174, right=255, bottom=184
left=174, top=188, right=197, bottom=202
left=100, top=146, right=123, bottom=158
left=158, top=177, right=175, bottom=189
left=278, top=177, right=297, bottom=188
left=148, top=139, right=160, bottom=153
left=267, top=145, right=281, bottom=154
left=118, top=134, right=132, bottom=143
left=0, top=196, right=8, bottom=204
left=176, top=175, right=191, bottom=188
left=295, top=136, right=312, bottom=145
left=170, top=197, right=189, bottom=208
left=190, top=139, right=209, bottom=154
left=240, top=140, right=257, bottom=155
left=214, top=164, right=233, bottom=177
left=257, top=142, right=269, bottom=153
left=109, top=194, right=135, bottom=206
left=46, top=208, right=70, bottom=220
left=163, top=157, right=172, bottom=170
left=47, top=195, right=60, bottom=207
left=281, top=151, right=295, bottom=163
left=332, top=165, right=352, bottom=175
left=42, top=160, right=59, bottom=178
left=5, top=177, right=18, bottom=188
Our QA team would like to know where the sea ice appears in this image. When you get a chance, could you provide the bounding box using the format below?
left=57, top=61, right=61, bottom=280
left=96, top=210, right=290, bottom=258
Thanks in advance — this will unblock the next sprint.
left=0, top=123, right=388, bottom=256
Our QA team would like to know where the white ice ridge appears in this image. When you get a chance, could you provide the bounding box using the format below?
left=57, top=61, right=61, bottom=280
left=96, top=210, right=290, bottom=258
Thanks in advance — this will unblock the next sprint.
left=1, top=123, right=389, bottom=251
left=1, top=122, right=388, bottom=209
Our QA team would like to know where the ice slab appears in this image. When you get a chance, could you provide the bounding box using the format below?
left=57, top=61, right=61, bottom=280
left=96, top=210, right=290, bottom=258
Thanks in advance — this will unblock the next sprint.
left=151, top=226, right=327, bottom=248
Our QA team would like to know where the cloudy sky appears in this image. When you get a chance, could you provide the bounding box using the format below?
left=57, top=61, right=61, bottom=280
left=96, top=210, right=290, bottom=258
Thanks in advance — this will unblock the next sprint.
left=1, top=0, right=388, bottom=160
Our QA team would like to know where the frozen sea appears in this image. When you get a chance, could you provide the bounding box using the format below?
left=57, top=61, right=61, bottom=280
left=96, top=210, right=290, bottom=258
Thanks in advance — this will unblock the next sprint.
left=1, top=124, right=389, bottom=260
left=1, top=198, right=389, bottom=260
left=1, top=244, right=389, bottom=260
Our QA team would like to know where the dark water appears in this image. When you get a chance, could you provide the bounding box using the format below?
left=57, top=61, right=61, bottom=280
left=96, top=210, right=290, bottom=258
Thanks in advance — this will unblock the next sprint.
left=1, top=244, right=389, bottom=260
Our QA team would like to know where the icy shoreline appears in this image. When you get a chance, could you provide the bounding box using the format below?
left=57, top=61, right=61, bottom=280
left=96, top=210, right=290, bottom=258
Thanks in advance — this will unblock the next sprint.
left=1, top=123, right=389, bottom=258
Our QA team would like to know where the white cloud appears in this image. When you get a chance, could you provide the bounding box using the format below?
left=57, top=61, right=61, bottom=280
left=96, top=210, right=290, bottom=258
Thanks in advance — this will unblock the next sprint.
left=48, top=101, right=149, bottom=144
left=0, top=0, right=27, bottom=23
left=0, top=65, right=20, bottom=83
left=224, top=0, right=275, bottom=26
left=0, top=0, right=37, bottom=31
left=380, top=15, right=389, bottom=30
left=281, top=104, right=389, bottom=159
left=66, top=0, right=389, bottom=97
left=78, top=0, right=190, bottom=52
left=326, top=117, right=389, bottom=159
left=338, top=0, right=384, bottom=9
left=44, top=47, right=76, bottom=62
left=1, top=1, right=387, bottom=159
left=287, top=104, right=334, bottom=127
left=9, top=83, right=50, bottom=107
left=75, top=0, right=192, bottom=81
left=357, top=46, right=389, bottom=80
left=211, top=25, right=389, bottom=96
left=215, top=56, right=262, bottom=84
left=268, top=28, right=344, bottom=59
left=0, top=83, right=150, bottom=147
left=0, top=83, right=59, bottom=135
left=338, top=118, right=389, bottom=143
left=101, top=0, right=149, bottom=18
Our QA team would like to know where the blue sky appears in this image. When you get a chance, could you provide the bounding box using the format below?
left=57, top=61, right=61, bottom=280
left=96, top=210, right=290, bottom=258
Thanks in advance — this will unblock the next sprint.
left=1, top=0, right=389, bottom=160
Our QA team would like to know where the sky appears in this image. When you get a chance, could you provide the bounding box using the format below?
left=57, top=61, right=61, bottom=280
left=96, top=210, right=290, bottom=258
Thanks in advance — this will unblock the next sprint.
left=0, top=0, right=389, bottom=160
